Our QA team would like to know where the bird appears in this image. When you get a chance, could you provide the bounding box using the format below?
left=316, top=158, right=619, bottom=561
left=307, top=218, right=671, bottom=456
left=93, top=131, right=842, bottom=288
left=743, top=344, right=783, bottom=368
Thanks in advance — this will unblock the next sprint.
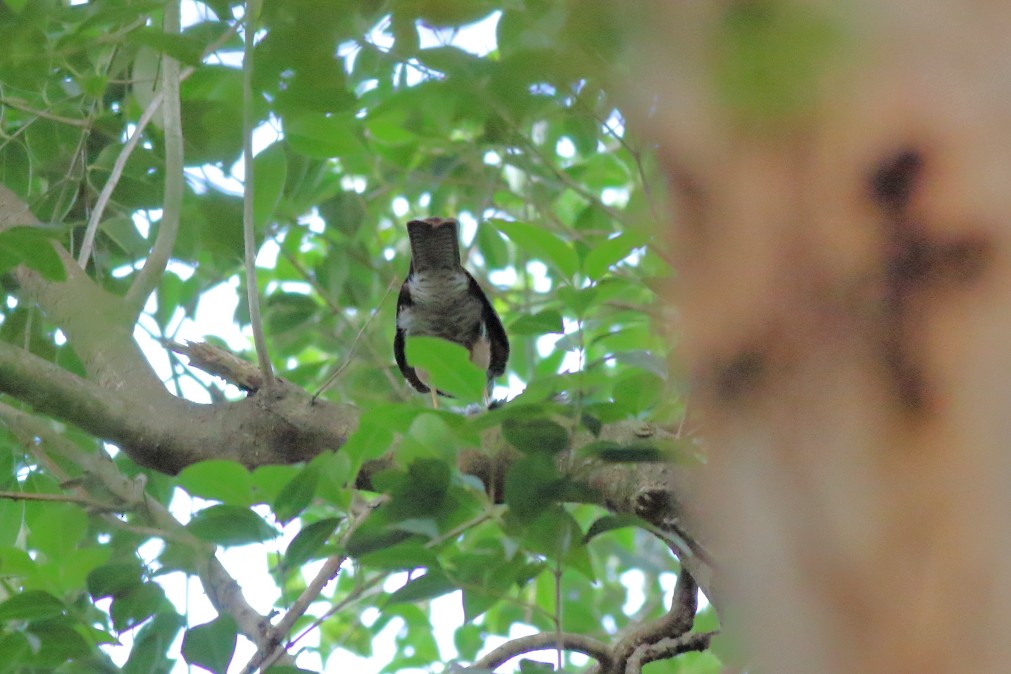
left=394, top=217, right=509, bottom=407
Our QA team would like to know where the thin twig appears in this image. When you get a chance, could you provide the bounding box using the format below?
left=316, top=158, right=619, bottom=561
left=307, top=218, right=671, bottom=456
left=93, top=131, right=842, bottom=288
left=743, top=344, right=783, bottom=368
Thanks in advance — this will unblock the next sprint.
left=240, top=0, right=274, bottom=388
left=0, top=98, right=91, bottom=127
left=312, top=275, right=398, bottom=401
left=76, top=21, right=241, bottom=269
left=0, top=489, right=120, bottom=511
left=124, top=0, right=184, bottom=314
left=472, top=632, right=613, bottom=671
left=0, top=401, right=294, bottom=666
left=76, top=88, right=162, bottom=268
left=624, top=631, right=718, bottom=674
left=279, top=574, right=387, bottom=656
left=245, top=499, right=381, bottom=672
left=281, top=248, right=404, bottom=394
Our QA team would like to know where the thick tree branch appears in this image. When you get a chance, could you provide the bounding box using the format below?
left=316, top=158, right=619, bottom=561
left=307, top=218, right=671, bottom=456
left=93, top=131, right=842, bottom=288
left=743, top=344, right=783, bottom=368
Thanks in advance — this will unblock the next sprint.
left=0, top=338, right=356, bottom=473
left=471, top=632, right=613, bottom=671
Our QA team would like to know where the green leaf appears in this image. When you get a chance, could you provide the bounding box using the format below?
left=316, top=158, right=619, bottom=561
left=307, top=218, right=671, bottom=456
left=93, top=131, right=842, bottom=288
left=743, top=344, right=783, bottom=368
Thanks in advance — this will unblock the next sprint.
left=87, top=562, right=143, bottom=599
left=492, top=219, right=579, bottom=280
left=611, top=371, right=664, bottom=417
left=502, top=417, right=569, bottom=455
left=124, top=611, right=185, bottom=674
left=386, top=571, right=456, bottom=605
left=503, top=455, right=564, bottom=522
left=0, top=496, right=24, bottom=548
left=0, top=227, right=66, bottom=281
left=508, top=310, right=564, bottom=336
left=461, top=589, right=498, bottom=623
left=181, top=615, right=237, bottom=674
left=252, top=142, right=287, bottom=228
left=0, top=590, right=65, bottom=621
left=397, top=413, right=459, bottom=463
left=404, top=336, right=486, bottom=404
left=386, top=459, right=452, bottom=520
left=251, top=465, right=301, bottom=505
left=311, top=451, right=353, bottom=507
left=28, top=503, right=87, bottom=557
left=341, top=421, right=395, bottom=463
left=582, top=513, right=645, bottom=544
left=186, top=505, right=278, bottom=546
left=0, top=633, right=33, bottom=670
left=345, top=527, right=414, bottom=558
left=101, top=216, right=149, bottom=257
left=2, top=0, right=28, bottom=13
left=556, top=285, right=599, bottom=318
left=178, top=460, right=254, bottom=506
left=129, top=28, right=206, bottom=66
left=284, top=113, right=367, bottom=161
left=581, top=440, right=667, bottom=463
left=110, top=583, right=166, bottom=632
left=583, top=232, right=647, bottom=280
left=283, top=517, right=341, bottom=570
left=27, top=618, right=91, bottom=664
left=272, top=464, right=318, bottom=523
left=476, top=222, right=509, bottom=269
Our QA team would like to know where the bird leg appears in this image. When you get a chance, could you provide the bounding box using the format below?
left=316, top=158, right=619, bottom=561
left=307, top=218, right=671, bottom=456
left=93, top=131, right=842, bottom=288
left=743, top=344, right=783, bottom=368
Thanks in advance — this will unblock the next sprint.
left=429, top=387, right=439, bottom=409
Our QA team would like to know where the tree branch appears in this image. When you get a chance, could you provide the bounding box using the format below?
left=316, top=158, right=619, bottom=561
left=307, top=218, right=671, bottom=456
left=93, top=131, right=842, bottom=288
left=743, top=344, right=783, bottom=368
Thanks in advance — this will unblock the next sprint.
left=471, top=632, right=613, bottom=671
left=624, top=631, right=718, bottom=674
left=0, top=338, right=356, bottom=473
left=124, top=0, right=185, bottom=314
left=2, top=181, right=715, bottom=611
left=75, top=20, right=241, bottom=271
left=605, top=568, right=699, bottom=674
left=0, top=401, right=294, bottom=665
left=240, top=0, right=274, bottom=388
left=242, top=502, right=379, bottom=673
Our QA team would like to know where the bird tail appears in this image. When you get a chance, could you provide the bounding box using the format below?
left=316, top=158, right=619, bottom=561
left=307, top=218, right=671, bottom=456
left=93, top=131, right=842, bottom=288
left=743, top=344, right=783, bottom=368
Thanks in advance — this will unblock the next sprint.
left=407, top=218, right=461, bottom=272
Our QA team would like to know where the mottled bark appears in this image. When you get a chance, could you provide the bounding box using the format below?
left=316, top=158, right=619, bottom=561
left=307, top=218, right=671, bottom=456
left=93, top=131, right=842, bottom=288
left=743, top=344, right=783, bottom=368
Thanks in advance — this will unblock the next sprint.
left=635, top=3, right=1011, bottom=672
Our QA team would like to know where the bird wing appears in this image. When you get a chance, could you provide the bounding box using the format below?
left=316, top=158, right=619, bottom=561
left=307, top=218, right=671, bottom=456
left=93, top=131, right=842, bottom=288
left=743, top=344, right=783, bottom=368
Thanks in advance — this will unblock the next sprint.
left=394, top=278, right=431, bottom=393
left=467, top=273, right=509, bottom=378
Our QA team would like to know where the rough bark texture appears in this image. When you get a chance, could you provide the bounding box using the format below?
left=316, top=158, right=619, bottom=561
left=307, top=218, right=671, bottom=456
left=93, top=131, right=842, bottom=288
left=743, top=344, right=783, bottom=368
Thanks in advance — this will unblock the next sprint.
left=635, top=3, right=1011, bottom=673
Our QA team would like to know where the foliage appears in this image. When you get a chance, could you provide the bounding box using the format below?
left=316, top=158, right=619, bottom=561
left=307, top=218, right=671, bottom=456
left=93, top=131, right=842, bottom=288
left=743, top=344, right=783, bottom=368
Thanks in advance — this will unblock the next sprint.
left=0, top=1, right=708, bottom=672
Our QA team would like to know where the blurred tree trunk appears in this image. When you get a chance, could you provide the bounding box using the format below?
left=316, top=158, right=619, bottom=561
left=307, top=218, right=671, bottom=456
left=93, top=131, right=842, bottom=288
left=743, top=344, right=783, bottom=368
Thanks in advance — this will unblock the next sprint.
left=634, top=3, right=1011, bottom=672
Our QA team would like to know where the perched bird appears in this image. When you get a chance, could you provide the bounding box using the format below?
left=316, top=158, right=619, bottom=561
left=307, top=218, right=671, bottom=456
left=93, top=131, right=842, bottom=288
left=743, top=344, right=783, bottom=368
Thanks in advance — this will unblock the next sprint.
left=394, top=217, right=509, bottom=407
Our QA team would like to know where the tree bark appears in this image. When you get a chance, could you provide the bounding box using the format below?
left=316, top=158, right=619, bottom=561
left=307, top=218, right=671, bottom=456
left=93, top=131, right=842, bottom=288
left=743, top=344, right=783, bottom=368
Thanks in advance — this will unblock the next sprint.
left=635, top=3, right=1011, bottom=672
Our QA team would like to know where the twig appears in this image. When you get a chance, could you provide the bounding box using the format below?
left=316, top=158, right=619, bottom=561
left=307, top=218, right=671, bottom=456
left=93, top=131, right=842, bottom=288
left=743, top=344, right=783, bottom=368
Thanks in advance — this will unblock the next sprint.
left=281, top=248, right=403, bottom=394
left=240, top=0, right=274, bottom=388
left=312, top=275, right=398, bottom=401
left=276, top=572, right=388, bottom=662
left=0, top=489, right=120, bottom=511
left=166, top=339, right=266, bottom=392
left=76, top=20, right=241, bottom=269
left=75, top=83, right=164, bottom=268
left=0, top=401, right=294, bottom=666
left=624, top=631, right=718, bottom=674
left=471, top=632, right=613, bottom=671
left=605, top=568, right=700, bottom=674
left=0, top=98, right=91, bottom=127
left=124, top=0, right=184, bottom=314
